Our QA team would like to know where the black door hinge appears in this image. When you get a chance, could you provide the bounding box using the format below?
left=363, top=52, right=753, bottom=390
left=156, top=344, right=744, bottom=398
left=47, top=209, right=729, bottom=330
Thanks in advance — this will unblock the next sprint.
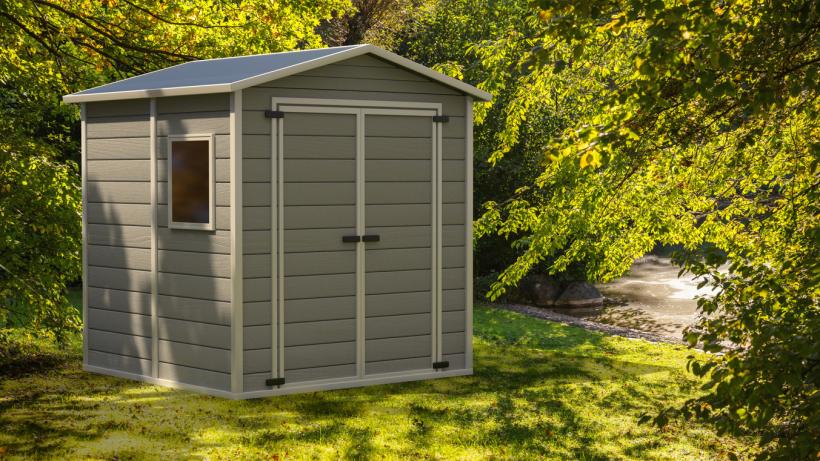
left=432, top=115, right=450, bottom=123
left=432, top=361, right=450, bottom=369
left=265, top=377, right=286, bottom=386
left=264, top=110, right=285, bottom=119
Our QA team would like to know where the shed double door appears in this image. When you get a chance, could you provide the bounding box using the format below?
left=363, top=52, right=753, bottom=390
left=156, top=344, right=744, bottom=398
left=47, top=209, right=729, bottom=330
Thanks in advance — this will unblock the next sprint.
left=273, top=101, right=443, bottom=383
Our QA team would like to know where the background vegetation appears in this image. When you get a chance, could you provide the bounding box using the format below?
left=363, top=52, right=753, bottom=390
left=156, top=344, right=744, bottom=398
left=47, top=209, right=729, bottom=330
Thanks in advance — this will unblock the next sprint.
left=0, top=0, right=817, bottom=459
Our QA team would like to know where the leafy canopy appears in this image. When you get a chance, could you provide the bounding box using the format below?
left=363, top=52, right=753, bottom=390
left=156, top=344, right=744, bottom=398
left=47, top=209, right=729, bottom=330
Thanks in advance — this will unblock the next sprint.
left=471, top=0, right=818, bottom=458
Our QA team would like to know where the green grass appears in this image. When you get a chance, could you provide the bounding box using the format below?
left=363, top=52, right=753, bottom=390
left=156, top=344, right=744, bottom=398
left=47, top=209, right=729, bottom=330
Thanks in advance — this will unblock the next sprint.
left=0, top=304, right=755, bottom=460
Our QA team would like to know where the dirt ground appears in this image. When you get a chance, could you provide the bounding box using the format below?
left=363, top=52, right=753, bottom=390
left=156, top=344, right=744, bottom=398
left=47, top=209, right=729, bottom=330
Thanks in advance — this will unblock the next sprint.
left=550, top=257, right=713, bottom=340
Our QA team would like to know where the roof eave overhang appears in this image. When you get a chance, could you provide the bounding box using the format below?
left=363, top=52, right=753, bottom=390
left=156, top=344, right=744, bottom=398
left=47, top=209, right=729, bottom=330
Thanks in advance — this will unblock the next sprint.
left=63, top=44, right=492, bottom=104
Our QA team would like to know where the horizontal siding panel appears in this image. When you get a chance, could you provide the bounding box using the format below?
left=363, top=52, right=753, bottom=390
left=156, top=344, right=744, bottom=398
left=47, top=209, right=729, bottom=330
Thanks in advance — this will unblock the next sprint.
left=362, top=226, right=431, bottom=250
left=245, top=278, right=271, bottom=302
left=87, top=160, right=149, bottom=181
left=285, top=273, right=355, bottom=300
left=366, top=335, right=431, bottom=362
left=443, top=353, right=466, bottom=370
left=365, top=137, right=432, bottom=160
left=366, top=313, right=431, bottom=340
left=281, top=112, right=356, bottom=136
left=285, top=251, right=355, bottom=276
left=285, top=319, right=356, bottom=346
left=157, top=317, right=231, bottom=349
left=365, top=291, right=431, bottom=317
left=157, top=229, right=230, bottom=254
left=284, top=159, right=355, bottom=182
left=285, top=205, right=355, bottom=229
left=365, top=248, right=430, bottom=272
left=244, top=183, right=271, bottom=207
left=87, top=115, right=149, bottom=139
left=244, top=230, right=271, bottom=254
left=158, top=362, right=230, bottom=391
left=88, top=329, right=151, bottom=359
left=442, top=117, right=466, bottom=138
left=87, top=266, right=150, bottom=292
left=365, top=204, right=430, bottom=227
left=365, top=269, right=431, bottom=295
left=158, top=273, right=231, bottom=302
left=366, top=182, right=430, bottom=204
left=335, top=54, right=394, bottom=67
left=443, top=160, right=465, bottom=181
left=284, top=228, right=357, bottom=253
left=244, top=254, right=271, bottom=278
left=88, top=350, right=151, bottom=376
left=243, top=159, right=271, bottom=182
left=158, top=250, right=230, bottom=278
left=443, top=246, right=466, bottom=268
left=443, top=310, right=466, bottom=334
left=443, top=225, right=465, bottom=247
left=285, top=363, right=357, bottom=383
left=282, top=136, right=356, bottom=159
left=87, top=203, right=151, bottom=226
left=87, top=245, right=150, bottom=271
left=284, top=183, right=356, bottom=206
left=366, top=356, right=430, bottom=375
left=244, top=349, right=271, bottom=374
left=443, top=332, right=465, bottom=355
left=244, top=372, right=271, bottom=391
left=158, top=340, right=229, bottom=373
left=156, top=93, right=230, bottom=114
left=365, top=160, right=430, bottom=182
left=443, top=183, right=466, bottom=203
left=86, top=308, right=150, bottom=337
left=443, top=267, right=465, bottom=290
left=86, top=137, right=150, bottom=160
left=443, top=289, right=466, bottom=311
left=87, top=100, right=149, bottom=118
left=158, top=134, right=230, bottom=159
left=284, top=296, right=356, bottom=324
left=88, top=287, right=150, bottom=314
left=244, top=324, right=271, bottom=350
left=285, top=342, right=356, bottom=370
left=87, top=224, right=150, bottom=248
left=87, top=181, right=150, bottom=204
left=244, top=301, right=272, bottom=326
left=157, top=295, right=230, bottom=325
left=157, top=111, right=229, bottom=136
left=365, top=115, right=432, bottom=138
left=243, top=87, right=466, bottom=116
left=244, top=207, right=271, bottom=231
left=272, top=75, right=459, bottom=95
left=442, top=138, right=466, bottom=159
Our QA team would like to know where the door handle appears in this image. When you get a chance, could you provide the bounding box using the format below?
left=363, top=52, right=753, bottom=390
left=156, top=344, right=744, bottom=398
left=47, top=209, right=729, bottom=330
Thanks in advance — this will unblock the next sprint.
left=342, top=235, right=361, bottom=243
left=362, top=234, right=380, bottom=242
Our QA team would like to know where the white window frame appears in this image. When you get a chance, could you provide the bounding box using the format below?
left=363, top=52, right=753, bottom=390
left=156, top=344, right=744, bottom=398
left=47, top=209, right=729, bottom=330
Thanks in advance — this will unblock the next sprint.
left=167, top=133, right=215, bottom=231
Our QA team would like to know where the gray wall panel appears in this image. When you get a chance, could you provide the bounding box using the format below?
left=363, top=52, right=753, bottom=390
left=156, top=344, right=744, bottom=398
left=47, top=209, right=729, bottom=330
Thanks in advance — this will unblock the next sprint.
left=87, top=203, right=151, bottom=226
left=88, top=350, right=151, bottom=375
left=86, top=137, right=150, bottom=160
left=87, top=224, right=150, bottom=248
left=87, top=266, right=150, bottom=292
left=158, top=340, right=230, bottom=372
left=158, top=250, right=230, bottom=278
left=158, top=362, right=230, bottom=391
left=282, top=296, right=356, bottom=324
left=88, top=287, right=151, bottom=314
left=86, top=308, right=151, bottom=337
left=285, top=342, right=356, bottom=370
left=285, top=319, right=356, bottom=346
left=88, top=329, right=152, bottom=359
left=365, top=292, right=431, bottom=318
left=366, top=313, right=431, bottom=340
left=365, top=356, right=430, bottom=375
left=86, top=100, right=149, bottom=118
left=158, top=272, right=231, bottom=301
left=285, top=363, right=357, bottom=382
left=87, top=182, right=150, bottom=204
left=157, top=296, right=231, bottom=326
left=158, top=317, right=230, bottom=349
left=87, top=245, right=151, bottom=271
left=366, top=335, right=430, bottom=362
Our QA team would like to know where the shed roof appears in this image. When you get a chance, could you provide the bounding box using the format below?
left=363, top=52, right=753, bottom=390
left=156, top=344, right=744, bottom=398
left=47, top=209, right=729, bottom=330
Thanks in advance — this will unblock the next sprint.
left=64, top=44, right=491, bottom=103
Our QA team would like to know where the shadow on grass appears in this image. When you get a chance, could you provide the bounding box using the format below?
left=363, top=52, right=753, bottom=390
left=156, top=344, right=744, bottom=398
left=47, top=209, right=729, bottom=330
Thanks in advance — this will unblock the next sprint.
left=0, top=306, right=702, bottom=459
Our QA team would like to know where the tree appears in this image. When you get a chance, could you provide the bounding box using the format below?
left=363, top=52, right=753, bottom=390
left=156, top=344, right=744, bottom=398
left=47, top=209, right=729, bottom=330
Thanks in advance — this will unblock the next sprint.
left=318, top=0, right=417, bottom=47
left=0, top=0, right=351, bottom=340
left=471, top=0, right=818, bottom=457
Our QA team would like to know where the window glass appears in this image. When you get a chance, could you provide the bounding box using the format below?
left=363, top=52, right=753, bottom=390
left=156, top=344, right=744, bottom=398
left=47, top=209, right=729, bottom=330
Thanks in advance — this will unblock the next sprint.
left=171, top=140, right=210, bottom=224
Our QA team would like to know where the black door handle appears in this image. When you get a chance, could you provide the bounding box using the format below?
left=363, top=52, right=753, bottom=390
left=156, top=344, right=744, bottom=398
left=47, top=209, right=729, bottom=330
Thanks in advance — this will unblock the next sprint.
left=362, top=234, right=380, bottom=242
left=342, top=235, right=361, bottom=243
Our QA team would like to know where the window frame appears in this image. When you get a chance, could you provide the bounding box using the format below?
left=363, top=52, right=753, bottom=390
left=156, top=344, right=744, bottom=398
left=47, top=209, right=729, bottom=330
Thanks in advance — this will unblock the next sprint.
left=167, top=133, right=216, bottom=231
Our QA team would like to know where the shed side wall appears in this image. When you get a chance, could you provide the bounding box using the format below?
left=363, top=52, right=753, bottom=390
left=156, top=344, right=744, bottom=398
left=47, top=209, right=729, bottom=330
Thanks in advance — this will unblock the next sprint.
left=242, top=54, right=469, bottom=391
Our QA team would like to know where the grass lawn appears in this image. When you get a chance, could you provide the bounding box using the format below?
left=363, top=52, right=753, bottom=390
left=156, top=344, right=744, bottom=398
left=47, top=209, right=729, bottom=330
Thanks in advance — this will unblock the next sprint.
left=0, top=304, right=755, bottom=460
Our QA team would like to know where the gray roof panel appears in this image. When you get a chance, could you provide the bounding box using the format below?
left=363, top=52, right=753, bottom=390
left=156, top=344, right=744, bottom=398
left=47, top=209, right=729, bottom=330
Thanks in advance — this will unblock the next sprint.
left=74, top=46, right=359, bottom=96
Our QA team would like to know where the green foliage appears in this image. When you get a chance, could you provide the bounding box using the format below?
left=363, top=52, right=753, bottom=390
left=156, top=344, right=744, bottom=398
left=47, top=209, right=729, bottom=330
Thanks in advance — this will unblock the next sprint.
left=0, top=146, right=81, bottom=342
left=470, top=0, right=819, bottom=457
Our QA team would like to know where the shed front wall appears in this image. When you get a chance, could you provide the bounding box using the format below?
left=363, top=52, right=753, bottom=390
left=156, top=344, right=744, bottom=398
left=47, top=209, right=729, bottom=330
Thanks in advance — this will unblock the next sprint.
left=241, top=54, right=471, bottom=393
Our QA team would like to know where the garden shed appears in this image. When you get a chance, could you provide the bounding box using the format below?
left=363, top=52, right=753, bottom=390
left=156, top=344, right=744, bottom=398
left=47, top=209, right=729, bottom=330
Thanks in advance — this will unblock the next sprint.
left=63, top=44, right=491, bottom=399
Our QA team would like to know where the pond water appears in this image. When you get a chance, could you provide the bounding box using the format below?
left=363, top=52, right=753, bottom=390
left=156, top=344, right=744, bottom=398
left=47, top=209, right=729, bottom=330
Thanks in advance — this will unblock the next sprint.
left=551, top=257, right=715, bottom=340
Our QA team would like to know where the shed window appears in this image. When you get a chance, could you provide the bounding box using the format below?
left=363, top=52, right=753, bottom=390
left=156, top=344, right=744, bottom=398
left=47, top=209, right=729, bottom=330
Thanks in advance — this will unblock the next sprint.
left=168, top=134, right=214, bottom=230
